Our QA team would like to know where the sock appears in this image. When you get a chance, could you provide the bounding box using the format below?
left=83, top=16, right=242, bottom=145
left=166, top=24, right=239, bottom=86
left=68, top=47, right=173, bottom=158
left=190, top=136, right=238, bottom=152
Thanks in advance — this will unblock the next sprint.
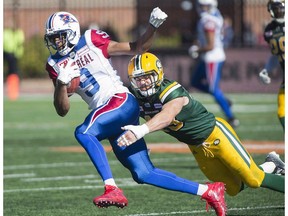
left=197, top=184, right=209, bottom=196
left=259, top=161, right=276, bottom=173
left=261, top=173, right=284, bottom=193
left=104, top=178, right=117, bottom=187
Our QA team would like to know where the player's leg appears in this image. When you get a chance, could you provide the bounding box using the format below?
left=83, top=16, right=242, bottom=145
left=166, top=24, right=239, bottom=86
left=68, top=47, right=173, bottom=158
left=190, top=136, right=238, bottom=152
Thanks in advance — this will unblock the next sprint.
left=190, top=60, right=209, bottom=93
left=277, top=86, right=285, bottom=129
left=74, top=93, right=137, bottom=208
left=111, top=137, right=227, bottom=215
left=188, top=144, right=243, bottom=196
left=214, top=118, right=284, bottom=193
left=206, top=62, right=238, bottom=127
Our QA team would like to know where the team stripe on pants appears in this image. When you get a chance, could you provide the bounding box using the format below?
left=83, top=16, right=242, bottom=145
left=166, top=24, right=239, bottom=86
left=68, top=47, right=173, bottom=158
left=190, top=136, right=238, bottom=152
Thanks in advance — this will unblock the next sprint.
left=216, top=120, right=251, bottom=167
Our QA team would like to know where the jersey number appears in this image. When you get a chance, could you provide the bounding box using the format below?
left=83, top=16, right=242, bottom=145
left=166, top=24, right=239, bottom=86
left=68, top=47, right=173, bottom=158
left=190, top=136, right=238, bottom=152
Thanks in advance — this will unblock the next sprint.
left=79, top=68, right=100, bottom=97
left=269, top=36, right=285, bottom=62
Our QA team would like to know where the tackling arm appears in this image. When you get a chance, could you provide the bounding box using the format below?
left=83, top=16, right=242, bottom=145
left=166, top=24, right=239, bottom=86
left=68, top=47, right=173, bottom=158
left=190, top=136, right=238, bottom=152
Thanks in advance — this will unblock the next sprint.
left=145, top=97, right=186, bottom=132
left=117, top=97, right=188, bottom=147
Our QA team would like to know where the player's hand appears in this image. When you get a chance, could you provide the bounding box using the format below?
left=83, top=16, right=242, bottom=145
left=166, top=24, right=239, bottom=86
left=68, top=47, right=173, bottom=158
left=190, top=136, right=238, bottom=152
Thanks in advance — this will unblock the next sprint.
left=259, top=69, right=271, bottom=84
left=188, top=45, right=199, bottom=59
left=117, top=124, right=149, bottom=147
left=149, top=7, right=168, bottom=28
left=57, top=59, right=80, bottom=85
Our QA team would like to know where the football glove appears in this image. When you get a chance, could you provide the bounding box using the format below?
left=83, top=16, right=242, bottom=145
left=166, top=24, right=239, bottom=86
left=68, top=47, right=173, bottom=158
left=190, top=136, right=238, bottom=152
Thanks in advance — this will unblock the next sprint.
left=188, top=45, right=199, bottom=59
left=259, top=69, right=271, bottom=84
left=118, top=124, right=149, bottom=146
left=56, top=58, right=80, bottom=85
left=149, top=7, right=168, bottom=28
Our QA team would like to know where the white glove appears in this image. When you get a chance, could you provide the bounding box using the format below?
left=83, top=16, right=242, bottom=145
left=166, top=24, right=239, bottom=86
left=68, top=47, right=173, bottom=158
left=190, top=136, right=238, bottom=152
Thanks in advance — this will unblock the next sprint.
left=259, top=69, right=271, bottom=84
left=149, top=7, right=168, bottom=28
left=56, top=59, right=80, bottom=85
left=118, top=124, right=149, bottom=147
left=188, top=45, right=199, bottom=59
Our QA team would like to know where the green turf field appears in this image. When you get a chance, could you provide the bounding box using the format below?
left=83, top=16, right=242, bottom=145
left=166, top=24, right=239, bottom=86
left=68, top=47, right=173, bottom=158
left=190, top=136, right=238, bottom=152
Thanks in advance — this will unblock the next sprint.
left=4, top=93, right=285, bottom=216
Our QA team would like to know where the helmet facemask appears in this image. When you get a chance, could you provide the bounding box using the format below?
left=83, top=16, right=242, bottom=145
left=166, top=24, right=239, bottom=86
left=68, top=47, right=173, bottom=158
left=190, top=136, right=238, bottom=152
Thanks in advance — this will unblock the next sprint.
left=130, top=70, right=160, bottom=97
left=45, top=29, right=77, bottom=56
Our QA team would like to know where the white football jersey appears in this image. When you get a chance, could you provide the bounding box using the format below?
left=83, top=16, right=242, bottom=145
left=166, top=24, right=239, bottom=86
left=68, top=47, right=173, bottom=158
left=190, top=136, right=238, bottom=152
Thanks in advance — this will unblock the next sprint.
left=46, top=29, right=129, bottom=109
left=197, top=9, right=226, bottom=62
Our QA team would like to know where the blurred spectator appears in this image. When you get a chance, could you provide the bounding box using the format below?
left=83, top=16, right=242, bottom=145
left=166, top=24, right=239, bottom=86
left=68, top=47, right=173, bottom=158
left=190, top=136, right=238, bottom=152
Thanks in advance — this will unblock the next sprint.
left=3, top=27, right=25, bottom=101
left=223, top=15, right=234, bottom=48
left=243, top=22, right=257, bottom=46
left=179, top=21, right=195, bottom=47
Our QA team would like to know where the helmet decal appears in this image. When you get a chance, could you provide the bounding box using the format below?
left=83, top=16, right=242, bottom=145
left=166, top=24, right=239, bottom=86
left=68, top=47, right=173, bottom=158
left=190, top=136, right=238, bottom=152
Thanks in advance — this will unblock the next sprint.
left=59, top=14, right=78, bottom=25
left=156, top=59, right=162, bottom=72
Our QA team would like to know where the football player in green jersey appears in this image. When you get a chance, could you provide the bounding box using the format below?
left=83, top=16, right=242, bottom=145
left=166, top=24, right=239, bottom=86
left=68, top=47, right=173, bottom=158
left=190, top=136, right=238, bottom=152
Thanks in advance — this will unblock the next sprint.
left=259, top=0, right=285, bottom=129
left=117, top=52, right=284, bottom=197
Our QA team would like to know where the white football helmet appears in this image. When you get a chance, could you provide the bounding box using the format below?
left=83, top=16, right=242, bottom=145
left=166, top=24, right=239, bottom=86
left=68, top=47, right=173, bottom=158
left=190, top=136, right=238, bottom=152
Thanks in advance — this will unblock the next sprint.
left=267, top=0, right=285, bottom=23
left=197, top=0, right=218, bottom=14
left=198, top=0, right=218, bottom=7
left=44, top=11, right=81, bottom=56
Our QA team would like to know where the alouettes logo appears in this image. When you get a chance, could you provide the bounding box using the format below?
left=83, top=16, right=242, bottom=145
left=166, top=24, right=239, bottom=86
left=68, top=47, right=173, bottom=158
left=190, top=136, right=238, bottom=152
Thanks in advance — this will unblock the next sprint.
left=59, top=14, right=77, bottom=25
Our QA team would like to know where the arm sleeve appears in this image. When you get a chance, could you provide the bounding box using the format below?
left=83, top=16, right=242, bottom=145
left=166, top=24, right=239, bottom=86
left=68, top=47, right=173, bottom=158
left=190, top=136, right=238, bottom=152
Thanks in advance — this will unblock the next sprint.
left=90, top=29, right=111, bottom=58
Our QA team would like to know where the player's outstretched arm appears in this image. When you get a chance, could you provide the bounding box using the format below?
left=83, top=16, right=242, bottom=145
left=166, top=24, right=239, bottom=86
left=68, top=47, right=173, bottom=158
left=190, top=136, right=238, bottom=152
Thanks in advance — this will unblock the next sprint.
left=108, top=7, right=167, bottom=56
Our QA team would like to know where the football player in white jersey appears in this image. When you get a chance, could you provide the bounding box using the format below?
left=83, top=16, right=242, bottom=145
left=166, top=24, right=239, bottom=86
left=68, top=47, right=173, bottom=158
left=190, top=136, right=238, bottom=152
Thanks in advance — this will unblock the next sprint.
left=189, top=0, right=239, bottom=128
left=44, top=9, right=227, bottom=215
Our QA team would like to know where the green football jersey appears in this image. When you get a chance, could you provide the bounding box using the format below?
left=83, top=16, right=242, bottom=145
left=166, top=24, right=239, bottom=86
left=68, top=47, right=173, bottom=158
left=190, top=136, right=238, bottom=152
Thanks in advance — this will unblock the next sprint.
left=129, top=78, right=216, bottom=145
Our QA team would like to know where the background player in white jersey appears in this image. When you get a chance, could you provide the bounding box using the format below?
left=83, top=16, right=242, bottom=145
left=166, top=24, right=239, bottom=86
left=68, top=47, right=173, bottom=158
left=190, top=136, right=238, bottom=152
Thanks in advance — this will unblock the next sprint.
left=189, top=0, right=239, bottom=128
left=44, top=9, right=227, bottom=215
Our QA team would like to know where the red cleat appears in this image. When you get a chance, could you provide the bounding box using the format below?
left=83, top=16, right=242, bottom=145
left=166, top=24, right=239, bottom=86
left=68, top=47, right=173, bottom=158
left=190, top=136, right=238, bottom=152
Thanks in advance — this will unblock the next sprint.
left=93, top=185, right=128, bottom=208
left=201, top=182, right=227, bottom=216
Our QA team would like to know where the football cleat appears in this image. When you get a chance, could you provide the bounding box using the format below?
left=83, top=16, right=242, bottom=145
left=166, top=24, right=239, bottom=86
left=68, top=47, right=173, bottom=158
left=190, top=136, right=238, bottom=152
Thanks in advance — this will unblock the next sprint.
left=265, top=151, right=285, bottom=175
left=227, top=118, right=240, bottom=128
left=201, top=182, right=227, bottom=216
left=93, top=185, right=128, bottom=208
